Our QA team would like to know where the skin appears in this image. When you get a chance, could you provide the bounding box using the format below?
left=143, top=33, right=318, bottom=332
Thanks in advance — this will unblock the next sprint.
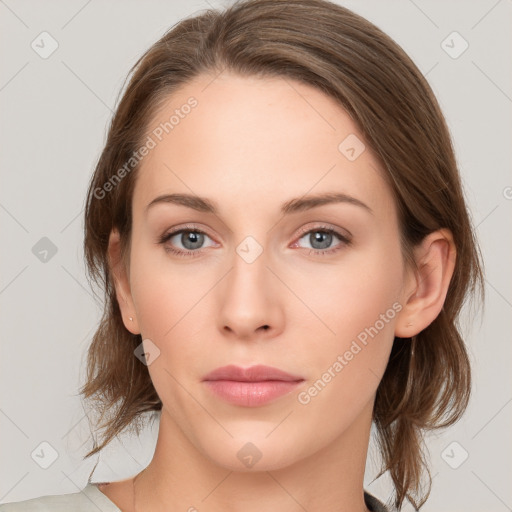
left=104, top=71, right=456, bottom=512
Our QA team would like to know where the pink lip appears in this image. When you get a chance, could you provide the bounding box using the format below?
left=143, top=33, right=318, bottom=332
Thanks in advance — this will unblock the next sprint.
left=203, top=365, right=305, bottom=407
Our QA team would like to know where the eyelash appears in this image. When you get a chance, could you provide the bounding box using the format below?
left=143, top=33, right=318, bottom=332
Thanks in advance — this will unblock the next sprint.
left=157, top=223, right=352, bottom=258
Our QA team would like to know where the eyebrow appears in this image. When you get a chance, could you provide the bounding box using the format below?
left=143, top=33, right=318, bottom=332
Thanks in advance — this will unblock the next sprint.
left=145, top=192, right=373, bottom=216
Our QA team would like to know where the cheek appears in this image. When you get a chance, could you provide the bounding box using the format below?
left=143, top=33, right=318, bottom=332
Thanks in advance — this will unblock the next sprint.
left=303, top=240, right=403, bottom=342
left=128, top=251, right=207, bottom=415
left=129, top=237, right=199, bottom=338
left=128, top=242, right=215, bottom=379
left=300, top=239, right=404, bottom=388
left=291, top=262, right=402, bottom=445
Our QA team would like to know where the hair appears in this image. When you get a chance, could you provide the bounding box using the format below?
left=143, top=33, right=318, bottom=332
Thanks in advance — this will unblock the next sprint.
left=80, top=0, right=484, bottom=509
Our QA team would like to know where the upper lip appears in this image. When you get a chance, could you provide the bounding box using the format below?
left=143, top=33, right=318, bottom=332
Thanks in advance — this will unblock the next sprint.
left=203, top=364, right=304, bottom=382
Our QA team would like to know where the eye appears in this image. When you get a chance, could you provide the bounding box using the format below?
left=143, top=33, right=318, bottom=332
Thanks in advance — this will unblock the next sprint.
left=157, top=226, right=217, bottom=258
left=157, top=223, right=352, bottom=258
left=292, top=225, right=351, bottom=256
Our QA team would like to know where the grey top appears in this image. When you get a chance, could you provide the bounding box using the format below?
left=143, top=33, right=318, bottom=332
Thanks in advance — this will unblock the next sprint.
left=0, top=483, right=389, bottom=511
left=0, top=484, right=120, bottom=511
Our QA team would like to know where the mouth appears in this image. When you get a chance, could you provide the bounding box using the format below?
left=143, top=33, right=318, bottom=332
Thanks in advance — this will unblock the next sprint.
left=202, top=364, right=305, bottom=407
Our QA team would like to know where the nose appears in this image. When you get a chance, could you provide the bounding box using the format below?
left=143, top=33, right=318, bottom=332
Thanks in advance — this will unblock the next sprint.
left=217, top=246, right=285, bottom=341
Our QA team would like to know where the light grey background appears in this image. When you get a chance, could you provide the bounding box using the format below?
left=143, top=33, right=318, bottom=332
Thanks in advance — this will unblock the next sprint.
left=1, top=0, right=511, bottom=510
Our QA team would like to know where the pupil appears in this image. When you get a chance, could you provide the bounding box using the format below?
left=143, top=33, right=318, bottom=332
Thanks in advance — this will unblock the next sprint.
left=183, top=231, right=204, bottom=250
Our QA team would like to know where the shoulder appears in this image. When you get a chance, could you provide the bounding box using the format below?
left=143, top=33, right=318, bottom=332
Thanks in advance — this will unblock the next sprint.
left=0, top=483, right=121, bottom=512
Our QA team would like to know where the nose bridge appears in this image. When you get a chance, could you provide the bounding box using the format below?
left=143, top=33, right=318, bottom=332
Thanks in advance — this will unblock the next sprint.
left=228, top=235, right=273, bottom=308
left=217, top=233, right=283, bottom=337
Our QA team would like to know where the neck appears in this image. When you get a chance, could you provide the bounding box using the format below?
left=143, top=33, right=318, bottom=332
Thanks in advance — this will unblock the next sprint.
left=132, top=401, right=374, bottom=512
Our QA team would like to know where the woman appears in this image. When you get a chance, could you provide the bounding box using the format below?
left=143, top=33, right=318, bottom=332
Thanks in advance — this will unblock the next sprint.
left=0, top=0, right=484, bottom=510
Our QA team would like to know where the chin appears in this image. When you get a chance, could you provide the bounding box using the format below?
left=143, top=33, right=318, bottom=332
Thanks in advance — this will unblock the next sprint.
left=195, top=428, right=312, bottom=473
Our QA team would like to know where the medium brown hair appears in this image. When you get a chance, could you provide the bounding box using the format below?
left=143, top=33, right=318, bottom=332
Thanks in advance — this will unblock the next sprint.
left=80, top=0, right=484, bottom=509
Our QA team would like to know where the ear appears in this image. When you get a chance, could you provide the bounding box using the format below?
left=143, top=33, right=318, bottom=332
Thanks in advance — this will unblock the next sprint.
left=108, top=229, right=141, bottom=335
left=395, top=228, right=456, bottom=338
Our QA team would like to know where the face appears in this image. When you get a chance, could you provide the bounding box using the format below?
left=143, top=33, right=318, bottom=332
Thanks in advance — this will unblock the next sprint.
left=118, top=72, right=412, bottom=471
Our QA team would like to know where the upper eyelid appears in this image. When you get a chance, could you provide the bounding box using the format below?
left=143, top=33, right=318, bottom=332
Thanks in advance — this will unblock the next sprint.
left=296, top=223, right=351, bottom=239
left=164, top=224, right=216, bottom=240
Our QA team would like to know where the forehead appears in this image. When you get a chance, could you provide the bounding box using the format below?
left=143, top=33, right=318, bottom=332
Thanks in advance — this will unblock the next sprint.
left=133, top=72, right=394, bottom=219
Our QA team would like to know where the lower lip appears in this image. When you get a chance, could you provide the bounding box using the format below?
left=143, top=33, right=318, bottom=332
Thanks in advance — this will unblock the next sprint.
left=204, top=380, right=304, bottom=407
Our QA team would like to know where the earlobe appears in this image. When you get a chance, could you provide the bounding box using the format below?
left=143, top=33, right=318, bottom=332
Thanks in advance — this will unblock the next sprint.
left=395, top=229, right=456, bottom=338
left=108, top=229, right=141, bottom=335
